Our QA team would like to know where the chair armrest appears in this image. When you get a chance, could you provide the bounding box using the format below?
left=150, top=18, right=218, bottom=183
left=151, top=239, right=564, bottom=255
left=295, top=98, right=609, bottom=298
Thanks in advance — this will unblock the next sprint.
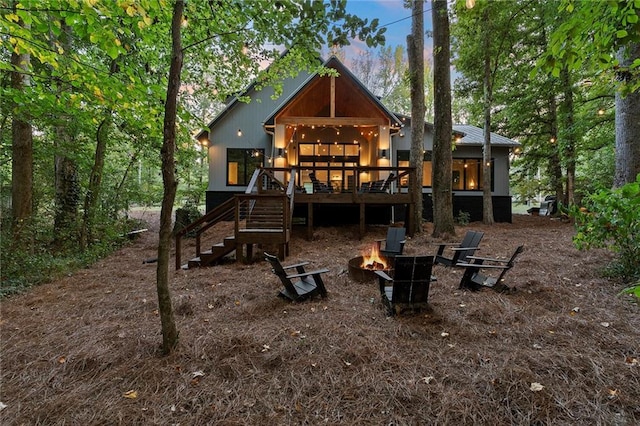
left=285, top=268, right=330, bottom=279
left=465, top=255, right=508, bottom=263
left=374, top=270, right=392, bottom=281
left=282, top=261, right=310, bottom=270
left=456, top=262, right=509, bottom=270
left=450, top=246, right=479, bottom=251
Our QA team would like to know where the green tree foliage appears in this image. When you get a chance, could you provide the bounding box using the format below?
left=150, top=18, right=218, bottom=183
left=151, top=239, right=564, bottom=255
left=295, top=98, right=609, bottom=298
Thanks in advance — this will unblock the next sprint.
left=572, top=174, right=640, bottom=293
left=2, top=0, right=387, bottom=353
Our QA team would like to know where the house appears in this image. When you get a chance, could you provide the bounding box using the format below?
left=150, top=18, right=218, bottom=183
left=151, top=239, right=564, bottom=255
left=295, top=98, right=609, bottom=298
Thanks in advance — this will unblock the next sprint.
left=197, top=56, right=520, bottom=234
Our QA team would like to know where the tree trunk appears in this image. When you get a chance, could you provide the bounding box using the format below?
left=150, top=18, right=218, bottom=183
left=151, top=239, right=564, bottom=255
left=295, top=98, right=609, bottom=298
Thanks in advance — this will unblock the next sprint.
left=482, top=18, right=494, bottom=225
left=407, top=0, right=424, bottom=235
left=548, top=94, right=563, bottom=201
left=431, top=0, right=456, bottom=238
left=80, top=117, right=110, bottom=249
left=52, top=21, right=80, bottom=252
left=10, top=26, right=33, bottom=242
left=53, top=143, right=80, bottom=251
left=156, top=0, right=183, bottom=355
left=560, top=66, right=576, bottom=205
left=613, top=42, right=640, bottom=187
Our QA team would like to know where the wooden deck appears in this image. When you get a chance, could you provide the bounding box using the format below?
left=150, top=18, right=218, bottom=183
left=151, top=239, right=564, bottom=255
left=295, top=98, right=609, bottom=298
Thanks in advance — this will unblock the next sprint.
left=294, top=191, right=414, bottom=239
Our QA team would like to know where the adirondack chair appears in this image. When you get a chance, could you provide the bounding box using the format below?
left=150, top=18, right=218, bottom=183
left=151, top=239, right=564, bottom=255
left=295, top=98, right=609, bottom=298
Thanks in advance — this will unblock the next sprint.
left=370, top=173, right=395, bottom=193
left=265, top=252, right=329, bottom=302
left=309, top=172, right=332, bottom=193
left=457, top=245, right=524, bottom=292
left=375, top=255, right=435, bottom=315
left=375, top=227, right=406, bottom=257
left=434, top=230, right=484, bottom=267
left=358, top=181, right=371, bottom=193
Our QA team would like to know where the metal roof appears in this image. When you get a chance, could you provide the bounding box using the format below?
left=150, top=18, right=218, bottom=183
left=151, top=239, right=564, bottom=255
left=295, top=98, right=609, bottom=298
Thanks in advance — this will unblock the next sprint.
left=452, top=124, right=521, bottom=147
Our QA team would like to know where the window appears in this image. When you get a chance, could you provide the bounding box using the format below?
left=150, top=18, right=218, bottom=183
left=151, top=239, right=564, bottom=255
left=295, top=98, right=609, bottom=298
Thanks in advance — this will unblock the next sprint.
left=227, top=148, right=264, bottom=186
left=298, top=142, right=360, bottom=192
left=396, top=151, right=493, bottom=190
left=397, top=151, right=432, bottom=186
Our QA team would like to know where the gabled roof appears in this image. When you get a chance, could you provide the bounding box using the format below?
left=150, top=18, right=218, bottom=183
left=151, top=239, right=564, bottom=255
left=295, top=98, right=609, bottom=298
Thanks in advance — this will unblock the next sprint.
left=194, top=52, right=324, bottom=140
left=453, top=125, right=520, bottom=147
left=262, top=56, right=403, bottom=128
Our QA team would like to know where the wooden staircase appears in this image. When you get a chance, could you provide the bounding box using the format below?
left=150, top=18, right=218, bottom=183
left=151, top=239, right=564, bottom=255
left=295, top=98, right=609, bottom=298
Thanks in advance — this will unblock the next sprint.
left=175, top=168, right=295, bottom=269
left=186, top=235, right=236, bottom=269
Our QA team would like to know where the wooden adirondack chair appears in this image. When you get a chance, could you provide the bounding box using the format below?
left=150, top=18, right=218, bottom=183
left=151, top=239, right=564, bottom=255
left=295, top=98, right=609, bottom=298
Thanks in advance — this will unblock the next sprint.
left=376, top=227, right=406, bottom=257
left=375, top=256, right=435, bottom=315
left=434, top=230, right=484, bottom=267
left=457, top=245, right=524, bottom=292
left=265, top=253, right=329, bottom=302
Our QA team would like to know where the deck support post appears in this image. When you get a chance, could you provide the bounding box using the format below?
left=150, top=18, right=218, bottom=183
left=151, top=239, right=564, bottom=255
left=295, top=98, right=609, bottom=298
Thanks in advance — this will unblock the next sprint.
left=359, top=202, right=365, bottom=239
left=306, top=202, right=314, bottom=240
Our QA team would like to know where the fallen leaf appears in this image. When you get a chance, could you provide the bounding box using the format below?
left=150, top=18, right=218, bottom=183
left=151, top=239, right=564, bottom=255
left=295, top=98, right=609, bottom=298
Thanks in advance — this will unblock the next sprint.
left=441, top=332, right=450, bottom=337
left=530, top=382, right=544, bottom=392
left=625, top=356, right=638, bottom=366
left=123, top=390, right=138, bottom=399
left=421, top=376, right=435, bottom=384
left=58, top=356, right=66, bottom=364
left=600, top=322, right=610, bottom=327
left=344, top=360, right=352, bottom=366
left=192, top=371, right=205, bottom=378
left=608, top=388, right=619, bottom=398
left=261, top=344, right=270, bottom=352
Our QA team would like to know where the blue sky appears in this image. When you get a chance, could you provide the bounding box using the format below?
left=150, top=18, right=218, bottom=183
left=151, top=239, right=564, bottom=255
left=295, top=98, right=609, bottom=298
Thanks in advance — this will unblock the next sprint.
left=341, top=0, right=434, bottom=65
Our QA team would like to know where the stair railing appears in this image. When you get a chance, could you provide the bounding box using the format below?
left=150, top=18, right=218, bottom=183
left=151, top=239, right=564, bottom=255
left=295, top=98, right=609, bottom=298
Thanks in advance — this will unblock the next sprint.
left=174, top=197, right=235, bottom=270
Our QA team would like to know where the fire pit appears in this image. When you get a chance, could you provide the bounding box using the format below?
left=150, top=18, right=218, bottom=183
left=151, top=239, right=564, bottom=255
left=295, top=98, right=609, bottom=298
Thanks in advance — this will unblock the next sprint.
left=348, top=243, right=393, bottom=283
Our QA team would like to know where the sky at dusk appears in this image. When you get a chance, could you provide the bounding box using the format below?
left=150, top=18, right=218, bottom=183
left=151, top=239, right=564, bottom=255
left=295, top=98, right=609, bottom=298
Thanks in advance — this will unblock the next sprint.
left=341, top=0, right=435, bottom=65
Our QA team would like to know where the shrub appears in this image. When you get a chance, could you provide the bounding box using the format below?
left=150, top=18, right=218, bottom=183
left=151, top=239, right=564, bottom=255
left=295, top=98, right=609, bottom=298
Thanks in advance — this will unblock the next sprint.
left=571, top=174, right=640, bottom=295
left=455, top=210, right=470, bottom=226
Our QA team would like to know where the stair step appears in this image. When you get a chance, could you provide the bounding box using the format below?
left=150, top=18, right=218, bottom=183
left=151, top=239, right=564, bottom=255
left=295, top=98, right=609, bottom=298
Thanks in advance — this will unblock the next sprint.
left=187, top=257, right=201, bottom=268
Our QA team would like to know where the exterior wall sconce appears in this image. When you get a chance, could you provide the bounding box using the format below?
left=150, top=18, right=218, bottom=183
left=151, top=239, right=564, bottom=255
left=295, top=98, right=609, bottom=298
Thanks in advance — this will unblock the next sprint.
left=379, top=149, right=387, bottom=159
left=277, top=148, right=284, bottom=158
left=237, top=129, right=242, bottom=137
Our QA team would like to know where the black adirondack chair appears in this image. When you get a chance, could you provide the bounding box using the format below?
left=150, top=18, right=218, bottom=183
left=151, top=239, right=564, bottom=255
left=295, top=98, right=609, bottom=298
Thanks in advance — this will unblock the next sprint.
left=375, top=255, right=435, bottom=315
left=309, top=172, right=332, bottom=193
left=265, top=252, right=329, bottom=302
left=457, top=245, right=524, bottom=292
left=376, top=227, right=406, bottom=257
left=434, top=230, right=484, bottom=267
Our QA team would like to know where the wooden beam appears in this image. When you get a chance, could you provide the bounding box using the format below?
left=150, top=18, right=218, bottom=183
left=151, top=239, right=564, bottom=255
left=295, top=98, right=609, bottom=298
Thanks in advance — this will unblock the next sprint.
left=276, top=117, right=388, bottom=126
left=330, top=75, right=335, bottom=118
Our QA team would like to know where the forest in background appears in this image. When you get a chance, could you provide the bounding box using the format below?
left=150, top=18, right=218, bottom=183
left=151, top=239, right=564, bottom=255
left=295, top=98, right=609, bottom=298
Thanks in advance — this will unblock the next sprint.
left=1, top=1, right=638, bottom=297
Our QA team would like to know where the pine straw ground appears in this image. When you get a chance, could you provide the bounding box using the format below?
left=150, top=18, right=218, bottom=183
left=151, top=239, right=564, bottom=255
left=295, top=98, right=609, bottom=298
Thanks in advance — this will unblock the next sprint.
left=1, top=211, right=639, bottom=426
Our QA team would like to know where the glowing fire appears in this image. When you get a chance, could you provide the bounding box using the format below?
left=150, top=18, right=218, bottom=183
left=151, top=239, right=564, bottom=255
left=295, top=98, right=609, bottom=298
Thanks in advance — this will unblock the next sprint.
left=361, top=243, right=389, bottom=270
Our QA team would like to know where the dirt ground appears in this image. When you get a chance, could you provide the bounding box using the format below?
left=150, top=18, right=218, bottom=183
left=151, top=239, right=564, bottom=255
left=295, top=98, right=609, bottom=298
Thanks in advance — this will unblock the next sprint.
left=1, top=211, right=639, bottom=425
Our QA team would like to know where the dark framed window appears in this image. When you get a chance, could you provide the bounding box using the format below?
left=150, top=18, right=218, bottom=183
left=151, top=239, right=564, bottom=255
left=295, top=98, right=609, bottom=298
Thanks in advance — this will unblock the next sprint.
left=397, top=151, right=493, bottom=190
left=227, top=148, right=264, bottom=186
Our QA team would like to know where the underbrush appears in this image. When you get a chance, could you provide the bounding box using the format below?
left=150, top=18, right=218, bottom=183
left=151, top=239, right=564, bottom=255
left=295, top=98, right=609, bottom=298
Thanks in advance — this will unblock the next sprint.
left=0, top=215, right=145, bottom=297
left=572, top=175, right=640, bottom=296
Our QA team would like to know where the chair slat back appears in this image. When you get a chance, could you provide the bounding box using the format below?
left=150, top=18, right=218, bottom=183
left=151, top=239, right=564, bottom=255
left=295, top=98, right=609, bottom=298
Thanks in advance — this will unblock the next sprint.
left=390, top=256, right=433, bottom=304
left=385, top=227, right=406, bottom=254
left=455, top=231, right=484, bottom=263
left=264, top=253, right=299, bottom=296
